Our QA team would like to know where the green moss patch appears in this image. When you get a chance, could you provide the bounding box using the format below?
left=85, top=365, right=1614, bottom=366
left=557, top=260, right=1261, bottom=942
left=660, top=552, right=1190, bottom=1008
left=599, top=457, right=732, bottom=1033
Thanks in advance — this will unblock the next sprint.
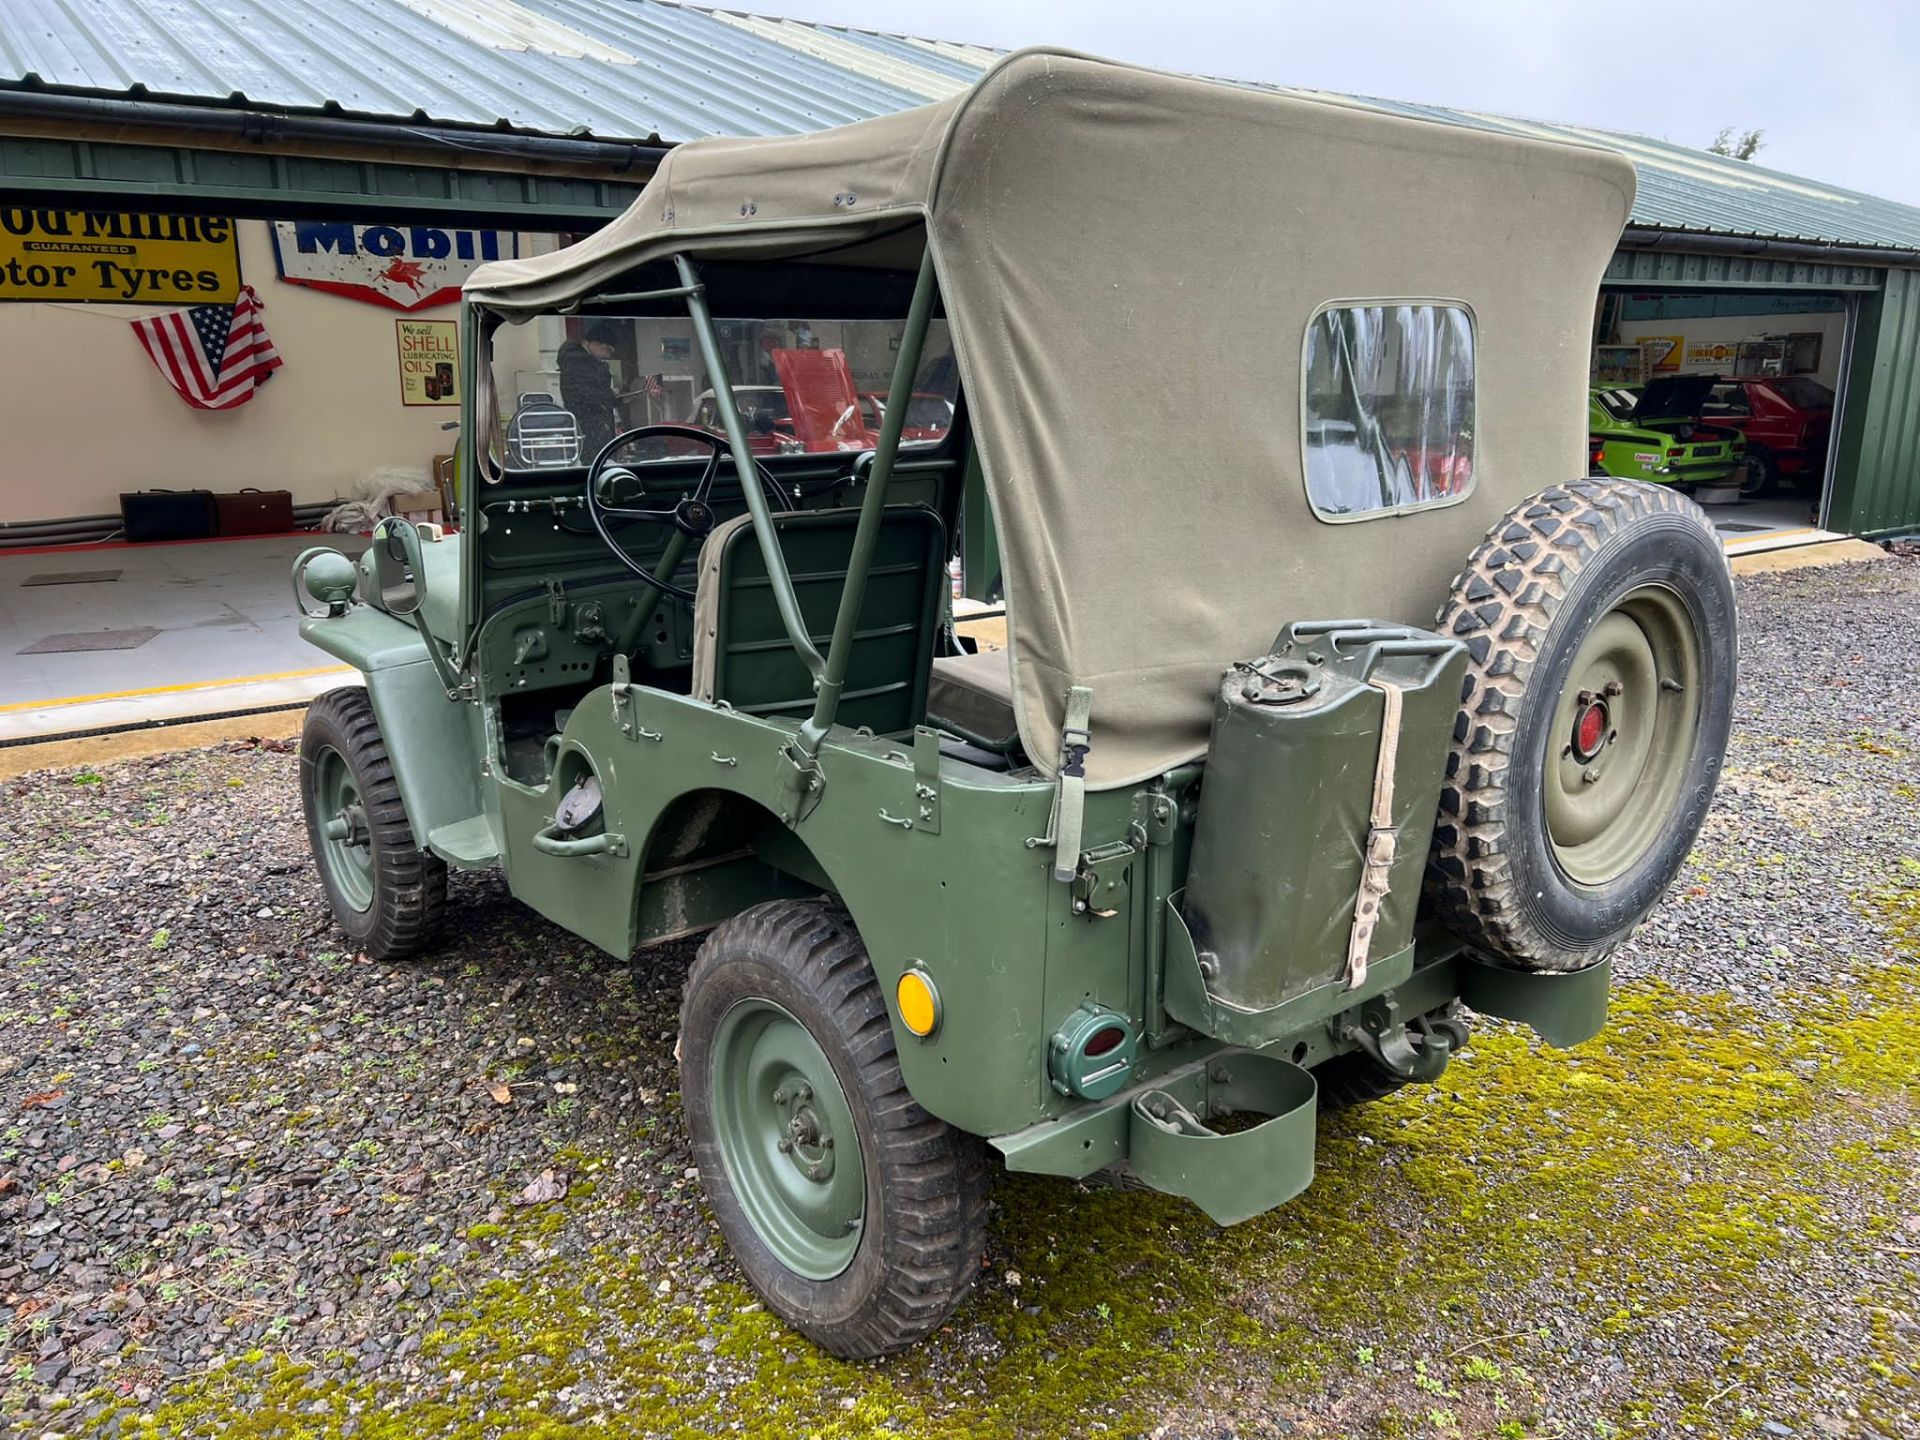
left=84, top=900, right=1920, bottom=1439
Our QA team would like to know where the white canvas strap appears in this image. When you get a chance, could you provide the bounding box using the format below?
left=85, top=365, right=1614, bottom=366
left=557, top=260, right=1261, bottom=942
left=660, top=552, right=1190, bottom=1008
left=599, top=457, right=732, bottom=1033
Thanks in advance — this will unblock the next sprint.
left=1345, top=678, right=1404, bottom=988
left=1053, top=685, right=1094, bottom=883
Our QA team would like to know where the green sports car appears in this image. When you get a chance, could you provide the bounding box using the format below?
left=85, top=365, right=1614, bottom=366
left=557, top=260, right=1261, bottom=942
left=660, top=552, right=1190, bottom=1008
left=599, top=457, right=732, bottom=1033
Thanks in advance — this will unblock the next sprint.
left=1588, top=376, right=1745, bottom=487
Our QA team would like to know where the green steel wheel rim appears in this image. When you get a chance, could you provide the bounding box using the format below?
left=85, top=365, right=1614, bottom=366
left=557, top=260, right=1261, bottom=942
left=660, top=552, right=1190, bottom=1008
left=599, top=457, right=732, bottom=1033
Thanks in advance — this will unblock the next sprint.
left=709, top=997, right=866, bottom=1281
left=1545, top=583, right=1704, bottom=887
left=312, top=745, right=374, bottom=914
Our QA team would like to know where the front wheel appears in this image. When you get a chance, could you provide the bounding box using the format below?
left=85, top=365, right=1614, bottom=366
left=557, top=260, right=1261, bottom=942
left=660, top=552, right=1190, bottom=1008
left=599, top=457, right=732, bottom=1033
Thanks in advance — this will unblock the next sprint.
left=679, top=900, right=988, bottom=1357
left=1425, top=479, right=1736, bottom=970
left=299, top=687, right=447, bottom=959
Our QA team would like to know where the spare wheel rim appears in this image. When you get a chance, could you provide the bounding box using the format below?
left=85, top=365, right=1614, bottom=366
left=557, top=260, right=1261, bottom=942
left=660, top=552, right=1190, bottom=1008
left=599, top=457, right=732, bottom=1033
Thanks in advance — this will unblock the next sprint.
left=1544, top=583, right=1704, bottom=887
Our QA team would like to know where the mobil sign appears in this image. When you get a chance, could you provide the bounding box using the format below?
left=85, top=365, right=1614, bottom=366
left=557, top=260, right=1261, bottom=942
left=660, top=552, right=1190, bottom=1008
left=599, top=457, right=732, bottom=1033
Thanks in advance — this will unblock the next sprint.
left=271, top=221, right=519, bottom=310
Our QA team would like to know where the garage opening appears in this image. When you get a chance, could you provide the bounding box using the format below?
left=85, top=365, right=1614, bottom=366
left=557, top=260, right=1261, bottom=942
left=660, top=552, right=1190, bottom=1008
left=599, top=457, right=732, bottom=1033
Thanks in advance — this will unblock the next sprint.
left=1591, top=285, right=1853, bottom=557
left=0, top=199, right=608, bottom=742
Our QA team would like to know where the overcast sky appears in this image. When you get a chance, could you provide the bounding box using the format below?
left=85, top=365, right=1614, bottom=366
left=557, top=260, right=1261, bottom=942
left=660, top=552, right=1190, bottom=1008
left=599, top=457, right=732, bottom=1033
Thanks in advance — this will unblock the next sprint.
left=744, top=0, right=1920, bottom=208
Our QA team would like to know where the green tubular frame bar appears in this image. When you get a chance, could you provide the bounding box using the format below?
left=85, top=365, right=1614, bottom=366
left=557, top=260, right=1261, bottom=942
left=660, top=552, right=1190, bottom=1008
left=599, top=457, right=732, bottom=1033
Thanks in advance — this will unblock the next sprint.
left=675, top=253, right=826, bottom=685
left=669, top=247, right=942, bottom=756
left=801, top=248, right=940, bottom=756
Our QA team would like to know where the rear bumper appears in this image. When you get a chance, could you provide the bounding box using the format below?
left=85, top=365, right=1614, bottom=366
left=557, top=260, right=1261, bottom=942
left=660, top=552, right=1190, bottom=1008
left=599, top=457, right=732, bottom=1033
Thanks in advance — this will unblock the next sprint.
left=1665, top=458, right=1742, bottom=482
left=990, top=949, right=1612, bottom=1224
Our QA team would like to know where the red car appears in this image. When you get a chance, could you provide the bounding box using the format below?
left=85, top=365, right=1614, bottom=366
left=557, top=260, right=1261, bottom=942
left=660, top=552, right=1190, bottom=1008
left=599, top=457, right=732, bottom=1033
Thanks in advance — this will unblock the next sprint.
left=1699, top=376, right=1834, bottom=496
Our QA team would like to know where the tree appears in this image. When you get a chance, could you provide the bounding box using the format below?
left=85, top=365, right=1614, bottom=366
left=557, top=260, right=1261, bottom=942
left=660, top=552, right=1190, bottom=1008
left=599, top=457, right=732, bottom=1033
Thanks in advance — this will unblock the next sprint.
left=1709, top=127, right=1765, bottom=161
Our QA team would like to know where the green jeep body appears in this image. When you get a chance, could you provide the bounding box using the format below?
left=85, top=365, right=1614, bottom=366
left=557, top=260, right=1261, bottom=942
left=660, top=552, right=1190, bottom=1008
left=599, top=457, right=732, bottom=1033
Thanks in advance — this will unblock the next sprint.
left=290, top=51, right=1736, bottom=1355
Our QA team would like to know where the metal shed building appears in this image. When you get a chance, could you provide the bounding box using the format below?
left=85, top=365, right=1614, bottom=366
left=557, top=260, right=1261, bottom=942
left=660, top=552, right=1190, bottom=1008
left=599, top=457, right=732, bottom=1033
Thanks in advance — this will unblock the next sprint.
left=0, top=0, right=1916, bottom=542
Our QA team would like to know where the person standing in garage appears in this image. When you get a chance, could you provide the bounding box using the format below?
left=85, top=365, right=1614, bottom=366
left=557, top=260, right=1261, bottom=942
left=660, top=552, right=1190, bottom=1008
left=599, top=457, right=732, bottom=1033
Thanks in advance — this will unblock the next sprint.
left=558, top=319, right=620, bottom=459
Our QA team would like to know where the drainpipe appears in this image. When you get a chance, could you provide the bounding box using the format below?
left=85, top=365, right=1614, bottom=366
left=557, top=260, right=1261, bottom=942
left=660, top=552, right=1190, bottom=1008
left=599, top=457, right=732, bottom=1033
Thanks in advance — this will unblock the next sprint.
left=1618, top=227, right=1920, bottom=269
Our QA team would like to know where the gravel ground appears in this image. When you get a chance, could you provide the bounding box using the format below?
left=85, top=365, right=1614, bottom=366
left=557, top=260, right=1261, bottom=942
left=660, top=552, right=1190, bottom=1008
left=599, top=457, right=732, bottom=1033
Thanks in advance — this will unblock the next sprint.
left=1, top=554, right=1916, bottom=1440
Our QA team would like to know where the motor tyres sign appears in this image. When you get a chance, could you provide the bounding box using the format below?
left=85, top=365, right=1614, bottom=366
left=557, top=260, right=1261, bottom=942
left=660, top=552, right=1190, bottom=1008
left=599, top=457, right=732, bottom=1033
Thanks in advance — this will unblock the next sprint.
left=0, top=210, right=240, bottom=304
left=272, top=222, right=517, bottom=310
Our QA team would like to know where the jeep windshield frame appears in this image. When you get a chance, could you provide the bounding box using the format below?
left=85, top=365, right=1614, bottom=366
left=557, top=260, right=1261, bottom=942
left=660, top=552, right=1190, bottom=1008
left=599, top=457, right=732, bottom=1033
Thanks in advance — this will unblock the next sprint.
left=463, top=248, right=945, bottom=754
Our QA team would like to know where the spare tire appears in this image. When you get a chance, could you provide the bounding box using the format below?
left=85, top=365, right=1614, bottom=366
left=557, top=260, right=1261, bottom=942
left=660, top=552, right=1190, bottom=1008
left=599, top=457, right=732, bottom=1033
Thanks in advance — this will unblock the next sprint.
left=1425, top=478, right=1736, bottom=970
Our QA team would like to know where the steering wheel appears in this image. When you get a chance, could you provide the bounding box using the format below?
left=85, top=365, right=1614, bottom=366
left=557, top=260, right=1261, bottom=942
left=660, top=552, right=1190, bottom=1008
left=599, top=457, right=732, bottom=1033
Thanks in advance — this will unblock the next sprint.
left=583, top=424, right=782, bottom=602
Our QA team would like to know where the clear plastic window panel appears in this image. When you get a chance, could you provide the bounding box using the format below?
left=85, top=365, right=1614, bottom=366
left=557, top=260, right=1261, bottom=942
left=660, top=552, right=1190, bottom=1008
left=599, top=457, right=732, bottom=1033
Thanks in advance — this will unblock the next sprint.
left=487, top=314, right=956, bottom=474
left=1303, top=304, right=1475, bottom=517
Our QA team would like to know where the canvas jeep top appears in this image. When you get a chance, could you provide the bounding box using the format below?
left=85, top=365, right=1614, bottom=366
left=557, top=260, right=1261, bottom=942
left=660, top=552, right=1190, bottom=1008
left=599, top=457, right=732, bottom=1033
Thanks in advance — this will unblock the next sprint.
left=290, top=50, right=1734, bottom=1357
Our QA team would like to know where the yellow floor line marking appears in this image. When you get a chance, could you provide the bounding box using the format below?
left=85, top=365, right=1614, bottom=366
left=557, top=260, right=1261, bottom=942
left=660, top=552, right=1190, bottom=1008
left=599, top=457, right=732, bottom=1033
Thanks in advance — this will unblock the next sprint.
left=1723, top=526, right=1819, bottom=548
left=0, top=711, right=308, bottom=782
left=0, top=665, right=350, bottom=714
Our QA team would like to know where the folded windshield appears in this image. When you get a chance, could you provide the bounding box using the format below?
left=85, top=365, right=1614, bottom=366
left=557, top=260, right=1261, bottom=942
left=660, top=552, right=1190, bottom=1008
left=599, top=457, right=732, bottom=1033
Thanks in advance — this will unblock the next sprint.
left=486, top=312, right=958, bottom=475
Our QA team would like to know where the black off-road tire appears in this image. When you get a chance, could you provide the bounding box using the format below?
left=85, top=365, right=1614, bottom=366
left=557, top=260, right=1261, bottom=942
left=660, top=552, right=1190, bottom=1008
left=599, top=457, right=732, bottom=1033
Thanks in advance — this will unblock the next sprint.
left=299, top=687, right=447, bottom=960
left=679, top=899, right=989, bottom=1358
left=1425, top=479, right=1736, bottom=971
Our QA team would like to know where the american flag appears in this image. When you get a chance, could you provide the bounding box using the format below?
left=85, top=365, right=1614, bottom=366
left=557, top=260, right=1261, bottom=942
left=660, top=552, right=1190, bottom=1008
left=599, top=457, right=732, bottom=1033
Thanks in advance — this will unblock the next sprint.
left=129, top=284, right=282, bottom=410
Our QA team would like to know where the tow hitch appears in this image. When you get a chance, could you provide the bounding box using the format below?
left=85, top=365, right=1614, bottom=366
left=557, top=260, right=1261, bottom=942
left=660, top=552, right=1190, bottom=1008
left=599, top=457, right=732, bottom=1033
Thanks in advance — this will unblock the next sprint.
left=1338, top=997, right=1471, bottom=1085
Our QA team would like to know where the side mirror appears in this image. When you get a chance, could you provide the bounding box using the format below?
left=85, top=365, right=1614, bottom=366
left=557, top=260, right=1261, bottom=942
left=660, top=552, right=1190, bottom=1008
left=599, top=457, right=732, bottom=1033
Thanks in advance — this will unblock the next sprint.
left=373, top=518, right=427, bottom=617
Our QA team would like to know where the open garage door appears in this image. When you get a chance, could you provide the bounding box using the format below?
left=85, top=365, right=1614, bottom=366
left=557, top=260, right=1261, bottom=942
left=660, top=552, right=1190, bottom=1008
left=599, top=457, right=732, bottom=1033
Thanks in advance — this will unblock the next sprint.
left=1591, top=284, right=1856, bottom=557
left=0, top=199, right=593, bottom=740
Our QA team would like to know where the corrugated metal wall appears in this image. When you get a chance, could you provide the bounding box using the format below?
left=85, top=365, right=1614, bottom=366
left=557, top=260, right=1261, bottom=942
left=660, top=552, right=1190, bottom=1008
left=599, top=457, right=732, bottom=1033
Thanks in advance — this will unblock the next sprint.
left=1831, top=267, right=1920, bottom=539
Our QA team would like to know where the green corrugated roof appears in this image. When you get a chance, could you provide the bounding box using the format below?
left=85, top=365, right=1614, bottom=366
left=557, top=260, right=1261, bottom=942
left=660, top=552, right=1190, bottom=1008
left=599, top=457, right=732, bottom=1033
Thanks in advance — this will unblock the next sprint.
left=2, top=0, right=1915, bottom=253
left=1254, top=84, right=1920, bottom=254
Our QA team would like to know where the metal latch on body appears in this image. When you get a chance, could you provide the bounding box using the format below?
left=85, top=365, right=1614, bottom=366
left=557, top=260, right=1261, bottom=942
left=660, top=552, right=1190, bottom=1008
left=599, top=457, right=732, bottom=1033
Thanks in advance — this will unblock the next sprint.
left=1051, top=685, right=1094, bottom=884
left=876, top=727, right=942, bottom=832
left=609, top=653, right=661, bottom=742
left=911, top=725, right=941, bottom=834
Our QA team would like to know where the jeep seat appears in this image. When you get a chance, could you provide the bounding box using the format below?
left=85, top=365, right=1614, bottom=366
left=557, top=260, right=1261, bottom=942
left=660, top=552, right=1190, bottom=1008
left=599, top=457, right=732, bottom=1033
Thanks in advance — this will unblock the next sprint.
left=691, top=506, right=946, bottom=735
left=926, top=648, right=1020, bottom=751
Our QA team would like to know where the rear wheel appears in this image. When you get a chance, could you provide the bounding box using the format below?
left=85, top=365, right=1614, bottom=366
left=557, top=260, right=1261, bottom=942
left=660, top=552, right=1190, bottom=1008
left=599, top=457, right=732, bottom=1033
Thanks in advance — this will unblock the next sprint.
left=679, top=900, right=988, bottom=1357
left=1740, top=446, right=1777, bottom=498
left=299, top=687, right=447, bottom=959
left=1426, top=479, right=1735, bottom=970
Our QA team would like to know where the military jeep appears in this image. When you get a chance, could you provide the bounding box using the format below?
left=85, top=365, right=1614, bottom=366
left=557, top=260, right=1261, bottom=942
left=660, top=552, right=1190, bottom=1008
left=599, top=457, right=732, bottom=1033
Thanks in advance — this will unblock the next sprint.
left=291, top=51, right=1734, bottom=1357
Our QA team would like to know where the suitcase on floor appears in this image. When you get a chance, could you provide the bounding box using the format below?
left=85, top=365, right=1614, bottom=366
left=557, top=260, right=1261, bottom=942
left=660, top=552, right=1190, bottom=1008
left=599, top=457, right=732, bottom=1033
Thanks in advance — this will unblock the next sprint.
left=213, top=488, right=296, bottom=536
left=120, top=489, right=217, bottom=542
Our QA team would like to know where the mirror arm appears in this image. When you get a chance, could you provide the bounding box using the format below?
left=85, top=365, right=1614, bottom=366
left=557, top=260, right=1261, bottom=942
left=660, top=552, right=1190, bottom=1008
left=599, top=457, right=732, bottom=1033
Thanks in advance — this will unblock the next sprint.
left=409, top=611, right=470, bottom=699
left=375, top=517, right=470, bottom=699
left=456, top=302, right=488, bottom=669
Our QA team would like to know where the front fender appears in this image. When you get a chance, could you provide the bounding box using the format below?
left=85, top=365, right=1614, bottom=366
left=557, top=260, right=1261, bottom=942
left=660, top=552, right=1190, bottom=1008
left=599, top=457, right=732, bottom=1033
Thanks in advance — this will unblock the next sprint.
left=300, top=607, right=487, bottom=860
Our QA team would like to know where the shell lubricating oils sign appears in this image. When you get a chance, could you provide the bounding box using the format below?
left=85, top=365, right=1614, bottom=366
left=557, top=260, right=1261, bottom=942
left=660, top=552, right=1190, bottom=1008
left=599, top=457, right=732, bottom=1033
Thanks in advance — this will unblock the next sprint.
left=396, top=318, right=460, bottom=407
left=0, top=210, right=241, bottom=303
